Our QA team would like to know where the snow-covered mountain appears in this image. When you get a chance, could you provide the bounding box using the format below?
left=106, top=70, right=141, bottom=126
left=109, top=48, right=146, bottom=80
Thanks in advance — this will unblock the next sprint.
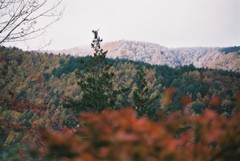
left=58, top=40, right=240, bottom=72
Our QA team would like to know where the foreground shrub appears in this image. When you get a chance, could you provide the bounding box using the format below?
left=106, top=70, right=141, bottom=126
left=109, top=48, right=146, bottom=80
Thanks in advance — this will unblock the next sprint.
left=40, top=108, right=240, bottom=161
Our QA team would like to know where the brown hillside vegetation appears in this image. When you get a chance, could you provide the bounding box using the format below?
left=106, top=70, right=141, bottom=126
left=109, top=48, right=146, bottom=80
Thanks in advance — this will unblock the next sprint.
left=0, top=46, right=240, bottom=160
left=60, top=41, right=240, bottom=72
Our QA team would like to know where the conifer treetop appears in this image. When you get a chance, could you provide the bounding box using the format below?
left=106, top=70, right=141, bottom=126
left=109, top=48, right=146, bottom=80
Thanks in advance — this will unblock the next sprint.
left=91, top=30, right=105, bottom=56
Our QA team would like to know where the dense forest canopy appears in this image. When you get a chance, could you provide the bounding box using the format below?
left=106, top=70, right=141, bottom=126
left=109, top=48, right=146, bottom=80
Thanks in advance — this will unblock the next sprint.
left=0, top=44, right=240, bottom=160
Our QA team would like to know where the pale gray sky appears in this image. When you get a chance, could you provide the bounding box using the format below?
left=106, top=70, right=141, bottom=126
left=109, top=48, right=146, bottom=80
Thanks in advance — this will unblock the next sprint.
left=8, top=0, right=240, bottom=50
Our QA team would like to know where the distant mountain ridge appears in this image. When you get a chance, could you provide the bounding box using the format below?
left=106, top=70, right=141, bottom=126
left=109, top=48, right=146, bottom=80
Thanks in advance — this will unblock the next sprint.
left=58, top=40, right=240, bottom=72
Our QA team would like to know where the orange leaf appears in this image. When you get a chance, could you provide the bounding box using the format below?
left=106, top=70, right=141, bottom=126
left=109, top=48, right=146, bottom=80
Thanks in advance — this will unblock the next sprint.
left=180, top=96, right=192, bottom=107
left=209, top=96, right=221, bottom=107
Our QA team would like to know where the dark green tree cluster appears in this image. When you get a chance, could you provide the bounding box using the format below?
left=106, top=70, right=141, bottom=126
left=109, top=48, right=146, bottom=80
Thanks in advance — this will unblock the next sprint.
left=133, top=67, right=159, bottom=118
left=65, top=30, right=124, bottom=112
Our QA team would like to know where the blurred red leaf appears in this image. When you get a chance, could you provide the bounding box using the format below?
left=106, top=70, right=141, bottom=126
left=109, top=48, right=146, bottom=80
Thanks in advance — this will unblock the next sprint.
left=180, top=95, right=192, bottom=107
left=209, top=96, right=221, bottom=107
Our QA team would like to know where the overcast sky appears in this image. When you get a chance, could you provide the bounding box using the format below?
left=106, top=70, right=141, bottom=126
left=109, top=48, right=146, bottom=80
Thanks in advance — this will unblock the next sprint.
left=8, top=0, right=240, bottom=50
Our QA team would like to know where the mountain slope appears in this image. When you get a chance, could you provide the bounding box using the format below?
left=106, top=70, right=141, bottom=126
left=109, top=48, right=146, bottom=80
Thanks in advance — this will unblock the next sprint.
left=1, top=46, right=240, bottom=158
left=59, top=40, right=240, bottom=72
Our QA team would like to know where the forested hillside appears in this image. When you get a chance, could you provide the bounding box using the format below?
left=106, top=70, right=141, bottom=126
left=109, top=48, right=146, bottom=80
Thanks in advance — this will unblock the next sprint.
left=1, top=46, right=240, bottom=114
left=1, top=46, right=240, bottom=160
left=60, top=40, right=240, bottom=72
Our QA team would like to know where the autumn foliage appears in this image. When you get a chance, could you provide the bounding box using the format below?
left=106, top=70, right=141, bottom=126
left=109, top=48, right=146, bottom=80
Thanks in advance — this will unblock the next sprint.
left=1, top=37, right=240, bottom=161
left=40, top=108, right=240, bottom=161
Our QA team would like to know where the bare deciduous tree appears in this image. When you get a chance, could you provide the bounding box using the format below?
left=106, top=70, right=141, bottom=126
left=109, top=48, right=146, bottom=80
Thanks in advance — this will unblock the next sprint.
left=0, top=0, right=64, bottom=45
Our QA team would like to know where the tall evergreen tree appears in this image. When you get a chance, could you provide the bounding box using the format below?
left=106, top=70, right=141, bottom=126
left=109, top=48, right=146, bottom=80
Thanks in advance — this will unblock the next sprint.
left=65, top=30, right=122, bottom=112
left=133, top=67, right=159, bottom=118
